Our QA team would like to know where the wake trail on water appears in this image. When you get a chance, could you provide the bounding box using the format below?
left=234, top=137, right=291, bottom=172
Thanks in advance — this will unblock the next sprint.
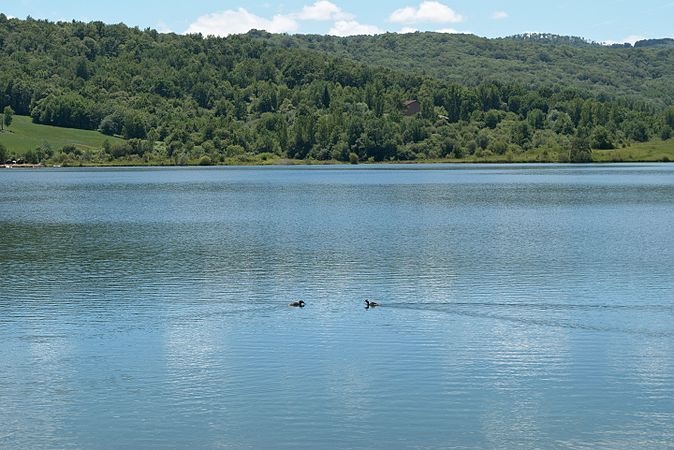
left=382, top=302, right=674, bottom=338
left=158, top=299, right=674, bottom=338
left=383, top=301, right=674, bottom=312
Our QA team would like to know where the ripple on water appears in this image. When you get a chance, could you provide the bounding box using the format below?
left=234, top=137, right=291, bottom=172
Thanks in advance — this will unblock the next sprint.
left=1, top=164, right=673, bottom=448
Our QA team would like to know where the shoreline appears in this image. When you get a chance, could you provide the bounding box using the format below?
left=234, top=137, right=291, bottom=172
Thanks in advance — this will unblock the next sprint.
left=2, top=159, right=672, bottom=169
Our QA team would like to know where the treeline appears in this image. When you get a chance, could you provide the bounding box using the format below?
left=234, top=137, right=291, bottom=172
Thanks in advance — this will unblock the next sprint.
left=0, top=15, right=672, bottom=165
left=274, top=31, right=674, bottom=109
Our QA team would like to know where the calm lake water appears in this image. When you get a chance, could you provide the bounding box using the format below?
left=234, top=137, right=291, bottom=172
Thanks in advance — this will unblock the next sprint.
left=1, top=164, right=673, bottom=449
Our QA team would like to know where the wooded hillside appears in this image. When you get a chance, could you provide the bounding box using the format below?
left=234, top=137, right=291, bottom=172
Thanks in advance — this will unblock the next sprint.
left=1, top=14, right=672, bottom=165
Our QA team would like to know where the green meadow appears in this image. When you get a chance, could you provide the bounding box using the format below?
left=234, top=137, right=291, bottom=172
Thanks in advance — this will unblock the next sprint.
left=593, top=139, right=674, bottom=162
left=0, top=115, right=122, bottom=157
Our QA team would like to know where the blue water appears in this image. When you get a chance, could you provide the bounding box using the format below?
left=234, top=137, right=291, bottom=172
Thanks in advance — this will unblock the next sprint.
left=1, top=164, right=673, bottom=448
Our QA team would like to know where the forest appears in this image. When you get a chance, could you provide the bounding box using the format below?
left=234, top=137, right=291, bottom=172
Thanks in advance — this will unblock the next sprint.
left=1, top=14, right=673, bottom=165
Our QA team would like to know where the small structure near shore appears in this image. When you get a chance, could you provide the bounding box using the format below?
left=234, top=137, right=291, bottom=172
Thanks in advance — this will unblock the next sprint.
left=402, top=100, right=421, bottom=116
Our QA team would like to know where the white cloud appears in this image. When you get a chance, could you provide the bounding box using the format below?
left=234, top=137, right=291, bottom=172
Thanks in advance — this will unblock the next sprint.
left=602, top=34, right=645, bottom=45
left=623, top=35, right=646, bottom=45
left=436, top=28, right=471, bottom=34
left=329, top=20, right=383, bottom=36
left=185, top=2, right=362, bottom=36
left=295, top=1, right=353, bottom=21
left=491, top=11, right=509, bottom=20
left=156, top=21, right=173, bottom=34
left=389, top=1, right=464, bottom=24
left=400, top=27, right=418, bottom=34
left=185, top=8, right=298, bottom=36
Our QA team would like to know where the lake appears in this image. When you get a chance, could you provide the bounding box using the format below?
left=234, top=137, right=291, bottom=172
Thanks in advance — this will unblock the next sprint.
left=1, top=164, right=673, bottom=449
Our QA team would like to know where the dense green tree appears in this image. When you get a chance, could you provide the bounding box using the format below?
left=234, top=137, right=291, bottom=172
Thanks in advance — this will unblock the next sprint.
left=590, top=126, right=614, bottom=149
left=665, top=107, right=674, bottom=129
left=31, top=94, right=101, bottom=129
left=99, top=111, right=125, bottom=136
left=488, top=139, right=508, bottom=155
left=359, top=116, right=398, bottom=161
left=527, top=109, right=546, bottom=130
left=75, top=58, right=90, bottom=80
left=570, top=135, right=593, bottom=162
left=477, top=84, right=501, bottom=112
left=321, top=85, right=331, bottom=109
left=661, top=126, right=672, bottom=141
left=484, top=110, right=504, bottom=129
left=290, top=107, right=315, bottom=159
left=2, top=106, right=13, bottom=130
left=625, top=120, right=649, bottom=142
left=442, top=86, right=463, bottom=123
left=510, top=122, right=532, bottom=147
left=549, top=110, right=575, bottom=135
left=123, top=111, right=149, bottom=139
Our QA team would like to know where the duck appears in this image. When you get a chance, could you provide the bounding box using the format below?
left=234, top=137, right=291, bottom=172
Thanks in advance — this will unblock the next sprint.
left=365, top=300, right=380, bottom=309
left=289, top=300, right=306, bottom=308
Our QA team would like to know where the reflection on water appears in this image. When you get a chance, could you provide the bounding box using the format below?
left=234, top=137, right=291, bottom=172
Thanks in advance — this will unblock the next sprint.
left=1, top=164, right=673, bottom=448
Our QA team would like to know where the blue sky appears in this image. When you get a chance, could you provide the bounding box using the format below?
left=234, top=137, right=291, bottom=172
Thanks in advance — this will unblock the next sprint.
left=3, top=1, right=674, bottom=43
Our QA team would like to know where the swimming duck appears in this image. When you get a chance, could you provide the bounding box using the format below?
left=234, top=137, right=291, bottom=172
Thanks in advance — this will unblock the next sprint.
left=289, top=300, right=306, bottom=308
left=365, top=300, right=380, bottom=309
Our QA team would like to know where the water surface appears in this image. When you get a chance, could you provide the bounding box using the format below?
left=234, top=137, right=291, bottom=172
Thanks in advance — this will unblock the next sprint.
left=1, top=164, right=673, bottom=448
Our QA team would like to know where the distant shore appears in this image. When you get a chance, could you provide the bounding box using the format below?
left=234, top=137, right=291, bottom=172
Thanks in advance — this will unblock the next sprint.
left=2, top=157, right=671, bottom=169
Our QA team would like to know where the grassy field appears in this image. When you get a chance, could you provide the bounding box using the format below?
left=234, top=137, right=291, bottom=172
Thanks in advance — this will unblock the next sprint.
left=0, top=115, right=123, bottom=156
left=593, top=139, right=674, bottom=162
